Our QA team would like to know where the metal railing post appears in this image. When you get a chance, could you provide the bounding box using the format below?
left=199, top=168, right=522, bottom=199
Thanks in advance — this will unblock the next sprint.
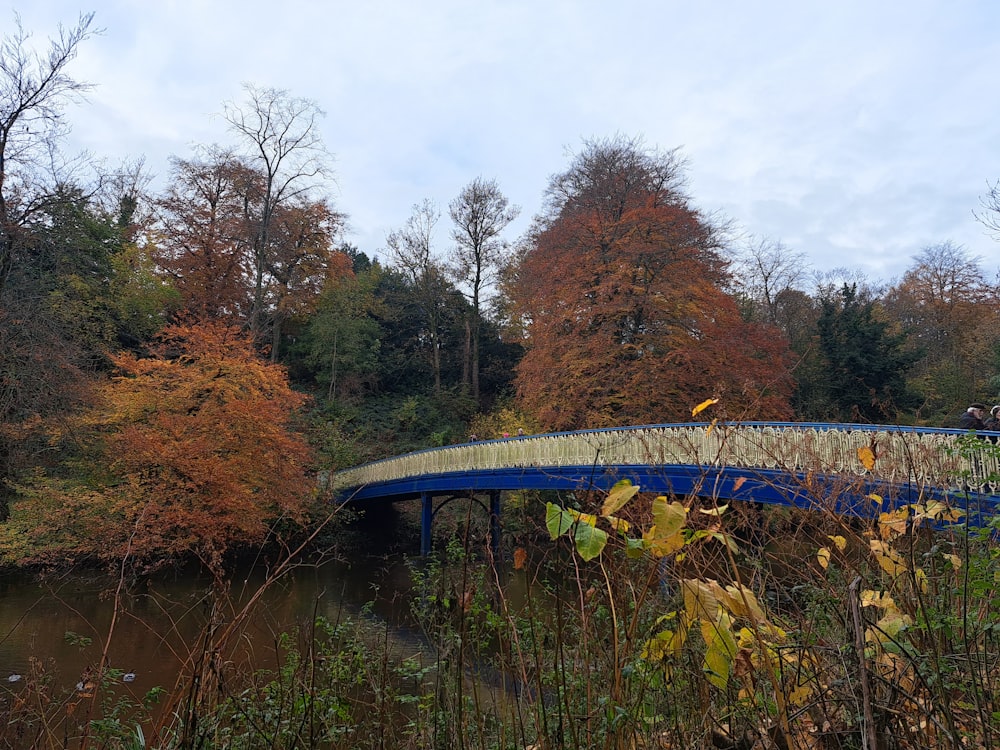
left=421, top=492, right=433, bottom=556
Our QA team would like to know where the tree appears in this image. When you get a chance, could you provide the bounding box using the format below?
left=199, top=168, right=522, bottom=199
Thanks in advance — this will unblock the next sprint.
left=305, top=256, right=381, bottom=401
left=883, top=242, right=999, bottom=419
left=386, top=199, right=451, bottom=393
left=265, top=197, right=346, bottom=359
left=513, top=136, right=793, bottom=430
left=154, top=147, right=258, bottom=320
left=1, top=319, right=315, bottom=571
left=224, top=84, right=333, bottom=353
left=448, top=177, right=519, bottom=405
left=0, top=12, right=97, bottom=295
left=816, top=284, right=920, bottom=423
left=974, top=179, right=1000, bottom=241
left=731, top=235, right=809, bottom=326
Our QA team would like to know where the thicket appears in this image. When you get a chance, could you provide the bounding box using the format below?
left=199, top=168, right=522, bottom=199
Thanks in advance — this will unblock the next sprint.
left=3, top=434, right=999, bottom=749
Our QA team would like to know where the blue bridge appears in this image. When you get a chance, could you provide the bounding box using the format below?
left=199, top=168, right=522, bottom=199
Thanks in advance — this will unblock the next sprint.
left=329, top=422, right=1000, bottom=555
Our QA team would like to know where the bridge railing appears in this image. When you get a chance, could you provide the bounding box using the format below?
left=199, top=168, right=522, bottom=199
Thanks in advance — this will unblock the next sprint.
left=330, top=423, right=1000, bottom=496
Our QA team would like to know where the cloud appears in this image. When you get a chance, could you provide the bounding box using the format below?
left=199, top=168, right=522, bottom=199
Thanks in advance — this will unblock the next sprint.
left=10, top=0, right=1000, bottom=281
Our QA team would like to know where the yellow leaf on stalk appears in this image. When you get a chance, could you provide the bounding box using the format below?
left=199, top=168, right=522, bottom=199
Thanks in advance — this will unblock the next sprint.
left=870, top=539, right=908, bottom=577
left=691, top=398, right=719, bottom=417
left=605, top=515, right=630, bottom=533
left=567, top=509, right=598, bottom=527
left=601, top=479, right=639, bottom=517
left=915, top=567, right=928, bottom=593
left=698, top=504, right=729, bottom=516
left=867, top=493, right=884, bottom=505
left=861, top=590, right=897, bottom=609
left=828, top=535, right=847, bottom=552
left=944, top=553, right=962, bottom=570
left=652, top=496, right=688, bottom=539
left=857, top=445, right=876, bottom=470
left=817, top=547, right=830, bottom=569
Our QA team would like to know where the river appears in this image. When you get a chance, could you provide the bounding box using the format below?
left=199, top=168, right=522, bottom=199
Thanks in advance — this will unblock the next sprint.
left=0, top=550, right=430, bottom=706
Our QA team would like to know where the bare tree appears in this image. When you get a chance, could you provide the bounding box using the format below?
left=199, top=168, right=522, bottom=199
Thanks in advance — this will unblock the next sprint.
left=224, top=84, right=333, bottom=355
left=449, top=177, right=519, bottom=404
left=974, top=179, right=1000, bottom=241
left=386, top=199, right=447, bottom=393
left=0, top=12, right=98, bottom=294
left=732, top=235, right=808, bottom=326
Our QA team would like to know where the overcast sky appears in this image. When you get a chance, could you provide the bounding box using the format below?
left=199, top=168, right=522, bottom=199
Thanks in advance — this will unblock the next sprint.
left=11, top=1, right=1000, bottom=283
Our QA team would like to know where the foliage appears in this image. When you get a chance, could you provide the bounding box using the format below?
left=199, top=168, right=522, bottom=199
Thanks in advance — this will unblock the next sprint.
left=513, top=136, right=794, bottom=431
left=816, top=283, right=922, bottom=422
left=0, top=319, right=314, bottom=571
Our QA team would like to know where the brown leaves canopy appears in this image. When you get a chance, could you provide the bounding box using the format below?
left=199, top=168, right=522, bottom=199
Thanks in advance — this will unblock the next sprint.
left=1, top=320, right=315, bottom=571
left=98, top=320, right=314, bottom=567
left=513, top=137, right=793, bottom=431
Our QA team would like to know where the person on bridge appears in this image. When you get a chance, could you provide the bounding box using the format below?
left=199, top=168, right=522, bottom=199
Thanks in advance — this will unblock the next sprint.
left=985, top=405, right=1000, bottom=431
left=958, top=403, right=988, bottom=430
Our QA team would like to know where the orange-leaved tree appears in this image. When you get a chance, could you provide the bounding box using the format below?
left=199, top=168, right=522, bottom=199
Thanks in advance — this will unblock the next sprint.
left=99, top=319, right=314, bottom=568
left=513, top=136, right=794, bottom=431
left=1, top=319, right=314, bottom=571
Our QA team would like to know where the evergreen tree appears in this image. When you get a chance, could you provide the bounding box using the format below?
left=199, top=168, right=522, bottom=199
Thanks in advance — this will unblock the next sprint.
left=816, top=284, right=921, bottom=423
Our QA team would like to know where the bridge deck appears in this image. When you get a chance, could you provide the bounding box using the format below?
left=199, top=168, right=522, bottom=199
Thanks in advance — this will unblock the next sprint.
left=330, top=422, right=1000, bottom=524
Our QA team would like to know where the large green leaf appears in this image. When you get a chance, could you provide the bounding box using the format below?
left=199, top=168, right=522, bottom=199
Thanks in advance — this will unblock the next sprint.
left=545, top=502, right=574, bottom=540
left=574, top=522, right=608, bottom=561
left=652, top=496, right=687, bottom=540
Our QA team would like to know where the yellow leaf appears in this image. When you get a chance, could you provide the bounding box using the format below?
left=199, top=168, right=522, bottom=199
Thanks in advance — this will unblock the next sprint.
left=944, top=553, right=962, bottom=570
left=691, top=398, right=719, bottom=417
left=828, top=534, right=847, bottom=552
left=605, top=515, right=630, bottom=533
left=870, top=539, right=908, bottom=577
left=601, top=479, right=639, bottom=517
left=698, top=504, right=729, bottom=516
left=817, top=547, right=830, bottom=569
left=867, top=493, right=884, bottom=505
left=857, top=445, right=876, bottom=471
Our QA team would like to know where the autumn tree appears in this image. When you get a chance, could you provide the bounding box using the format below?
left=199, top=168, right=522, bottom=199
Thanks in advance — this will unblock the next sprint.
left=224, top=84, right=333, bottom=354
left=448, top=177, right=519, bottom=405
left=883, top=242, right=999, bottom=418
left=265, top=197, right=345, bottom=359
left=154, top=147, right=257, bottom=319
left=1, top=319, right=315, bottom=571
left=513, top=136, right=793, bottom=430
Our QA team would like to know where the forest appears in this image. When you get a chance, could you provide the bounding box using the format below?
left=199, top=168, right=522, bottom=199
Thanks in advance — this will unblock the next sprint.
left=7, top=14, right=1000, bottom=750
left=1, top=14, right=1000, bottom=572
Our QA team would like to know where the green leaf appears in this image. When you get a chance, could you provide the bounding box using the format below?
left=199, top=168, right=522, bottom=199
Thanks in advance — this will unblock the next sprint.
left=625, top=536, right=648, bottom=559
left=652, top=496, right=687, bottom=541
left=574, top=522, right=608, bottom=561
left=545, top=502, right=574, bottom=539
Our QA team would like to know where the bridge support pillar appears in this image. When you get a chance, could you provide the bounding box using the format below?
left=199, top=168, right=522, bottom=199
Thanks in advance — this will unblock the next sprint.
left=489, top=490, right=502, bottom=560
left=420, top=492, right=433, bottom=556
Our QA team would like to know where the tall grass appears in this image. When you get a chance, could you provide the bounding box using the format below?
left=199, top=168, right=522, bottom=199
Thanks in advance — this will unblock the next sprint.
left=3, top=434, right=999, bottom=749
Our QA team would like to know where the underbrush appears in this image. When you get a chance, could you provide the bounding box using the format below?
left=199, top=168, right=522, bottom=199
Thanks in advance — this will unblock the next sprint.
left=4, top=439, right=1000, bottom=749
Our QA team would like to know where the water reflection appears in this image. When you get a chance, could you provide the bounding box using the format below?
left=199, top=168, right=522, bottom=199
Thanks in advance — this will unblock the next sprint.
left=0, top=554, right=424, bottom=701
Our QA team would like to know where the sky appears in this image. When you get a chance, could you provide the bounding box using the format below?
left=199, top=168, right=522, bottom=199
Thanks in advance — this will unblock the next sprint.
left=10, top=0, right=1000, bottom=284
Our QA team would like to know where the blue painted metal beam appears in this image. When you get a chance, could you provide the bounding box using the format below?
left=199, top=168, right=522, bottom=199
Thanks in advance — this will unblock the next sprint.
left=338, top=463, right=998, bottom=527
